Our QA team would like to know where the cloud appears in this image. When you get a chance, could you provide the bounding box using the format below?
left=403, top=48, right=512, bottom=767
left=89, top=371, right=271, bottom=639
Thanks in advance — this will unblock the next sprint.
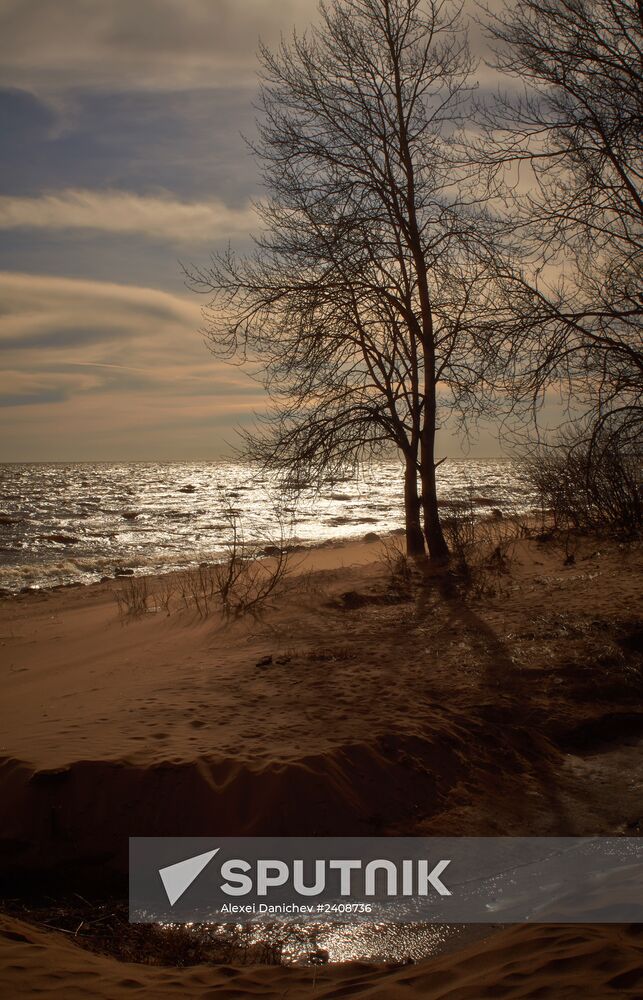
left=0, top=189, right=259, bottom=243
left=0, top=271, right=267, bottom=458
left=0, top=0, right=319, bottom=95
left=0, top=1, right=506, bottom=99
left=0, top=1, right=513, bottom=462
left=0, top=270, right=199, bottom=346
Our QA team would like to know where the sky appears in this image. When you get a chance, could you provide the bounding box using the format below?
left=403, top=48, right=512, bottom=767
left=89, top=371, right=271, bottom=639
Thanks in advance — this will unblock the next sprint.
left=0, top=0, right=509, bottom=461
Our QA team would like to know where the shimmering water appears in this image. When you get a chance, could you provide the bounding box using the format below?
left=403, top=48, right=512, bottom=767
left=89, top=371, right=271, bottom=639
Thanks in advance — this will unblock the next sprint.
left=0, top=459, right=535, bottom=591
left=162, top=919, right=492, bottom=966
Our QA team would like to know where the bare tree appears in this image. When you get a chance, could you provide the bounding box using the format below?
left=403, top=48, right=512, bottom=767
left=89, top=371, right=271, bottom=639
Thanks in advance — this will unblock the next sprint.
left=476, top=0, right=643, bottom=451
left=188, top=0, right=504, bottom=561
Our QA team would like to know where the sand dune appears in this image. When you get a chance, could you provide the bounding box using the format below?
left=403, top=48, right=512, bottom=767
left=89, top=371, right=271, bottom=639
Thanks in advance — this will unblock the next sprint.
left=1, top=915, right=641, bottom=998
left=0, top=739, right=443, bottom=874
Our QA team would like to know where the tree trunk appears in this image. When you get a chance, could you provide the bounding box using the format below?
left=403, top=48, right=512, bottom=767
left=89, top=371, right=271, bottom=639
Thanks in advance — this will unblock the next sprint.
left=420, top=386, right=450, bottom=563
left=404, top=453, right=425, bottom=557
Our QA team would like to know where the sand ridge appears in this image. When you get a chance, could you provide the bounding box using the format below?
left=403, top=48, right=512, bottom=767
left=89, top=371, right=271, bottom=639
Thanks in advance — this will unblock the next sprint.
left=1, top=915, right=641, bottom=998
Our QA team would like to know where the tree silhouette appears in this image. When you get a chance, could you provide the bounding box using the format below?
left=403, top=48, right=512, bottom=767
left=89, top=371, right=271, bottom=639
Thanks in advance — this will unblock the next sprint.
left=188, top=0, right=506, bottom=560
left=477, top=0, right=642, bottom=452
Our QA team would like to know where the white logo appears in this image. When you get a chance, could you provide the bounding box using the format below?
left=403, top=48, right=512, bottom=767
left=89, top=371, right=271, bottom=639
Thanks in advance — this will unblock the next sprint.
left=159, top=848, right=220, bottom=906
left=158, top=849, right=451, bottom=905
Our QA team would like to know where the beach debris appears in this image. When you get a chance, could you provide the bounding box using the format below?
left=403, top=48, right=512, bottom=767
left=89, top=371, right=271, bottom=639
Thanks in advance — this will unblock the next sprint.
left=114, top=567, right=134, bottom=576
left=122, top=511, right=139, bottom=520
left=334, top=588, right=407, bottom=610
left=256, top=655, right=273, bottom=668
left=363, top=531, right=380, bottom=542
left=179, top=484, right=197, bottom=493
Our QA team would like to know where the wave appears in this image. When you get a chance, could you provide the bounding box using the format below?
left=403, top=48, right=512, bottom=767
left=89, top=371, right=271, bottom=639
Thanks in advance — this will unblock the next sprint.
left=0, top=459, right=536, bottom=591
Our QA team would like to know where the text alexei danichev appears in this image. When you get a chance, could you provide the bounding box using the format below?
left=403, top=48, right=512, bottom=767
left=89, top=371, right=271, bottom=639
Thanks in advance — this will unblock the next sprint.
left=220, top=902, right=374, bottom=914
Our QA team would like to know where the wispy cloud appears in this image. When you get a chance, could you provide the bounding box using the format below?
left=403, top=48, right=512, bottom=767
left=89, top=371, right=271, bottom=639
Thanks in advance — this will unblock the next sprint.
left=0, top=271, right=266, bottom=459
left=0, top=189, right=259, bottom=243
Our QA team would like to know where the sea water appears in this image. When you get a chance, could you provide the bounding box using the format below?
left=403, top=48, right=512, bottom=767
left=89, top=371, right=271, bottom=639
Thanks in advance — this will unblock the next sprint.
left=0, top=458, right=536, bottom=591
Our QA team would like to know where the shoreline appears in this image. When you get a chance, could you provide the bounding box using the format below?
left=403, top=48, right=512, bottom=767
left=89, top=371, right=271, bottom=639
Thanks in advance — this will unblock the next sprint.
left=1, top=506, right=541, bottom=597
left=1, top=528, right=640, bottom=831
left=1, top=531, right=391, bottom=597
left=0, top=457, right=538, bottom=594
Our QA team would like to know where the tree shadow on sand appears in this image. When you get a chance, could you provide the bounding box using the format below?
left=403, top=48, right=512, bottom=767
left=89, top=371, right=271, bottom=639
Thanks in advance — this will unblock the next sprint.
left=415, top=566, right=575, bottom=834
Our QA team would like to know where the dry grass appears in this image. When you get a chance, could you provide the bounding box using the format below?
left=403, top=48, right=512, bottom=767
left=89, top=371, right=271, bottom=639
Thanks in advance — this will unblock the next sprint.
left=441, top=506, right=524, bottom=598
left=2, top=898, right=283, bottom=967
left=378, top=533, right=417, bottom=597
left=112, top=576, right=150, bottom=619
left=303, top=644, right=356, bottom=662
left=376, top=514, right=525, bottom=602
left=113, top=508, right=293, bottom=621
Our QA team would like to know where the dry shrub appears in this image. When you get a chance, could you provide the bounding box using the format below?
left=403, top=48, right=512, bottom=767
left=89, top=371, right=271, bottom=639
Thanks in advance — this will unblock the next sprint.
left=378, top=533, right=416, bottom=597
left=442, top=500, right=521, bottom=598
left=208, top=507, right=292, bottom=619
left=176, top=552, right=291, bottom=620
left=155, top=574, right=178, bottom=615
left=522, top=424, right=641, bottom=536
left=5, top=898, right=283, bottom=967
left=113, top=576, right=150, bottom=618
left=116, top=507, right=293, bottom=621
left=291, top=566, right=329, bottom=597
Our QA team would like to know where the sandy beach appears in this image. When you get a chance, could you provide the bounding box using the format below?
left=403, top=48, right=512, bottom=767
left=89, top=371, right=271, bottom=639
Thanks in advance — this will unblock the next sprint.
left=1, top=527, right=641, bottom=995
left=1, top=916, right=641, bottom=998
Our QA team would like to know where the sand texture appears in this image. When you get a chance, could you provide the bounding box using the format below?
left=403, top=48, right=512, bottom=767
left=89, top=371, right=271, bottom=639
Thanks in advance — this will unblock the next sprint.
left=1, top=916, right=642, bottom=998
left=0, top=531, right=642, bottom=995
